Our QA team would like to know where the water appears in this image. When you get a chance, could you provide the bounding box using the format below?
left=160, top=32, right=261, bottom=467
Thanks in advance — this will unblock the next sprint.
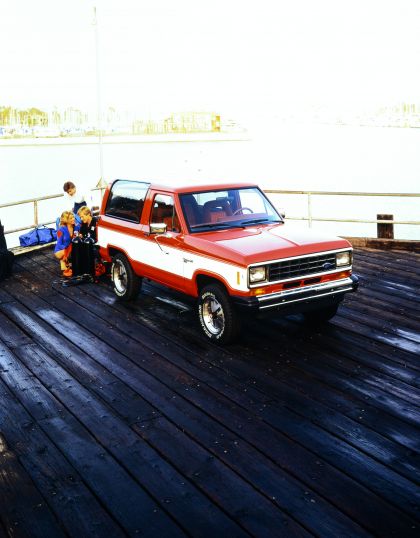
left=1, top=123, right=419, bottom=247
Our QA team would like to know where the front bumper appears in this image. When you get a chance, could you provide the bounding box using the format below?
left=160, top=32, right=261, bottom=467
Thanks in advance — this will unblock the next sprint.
left=232, top=274, right=359, bottom=315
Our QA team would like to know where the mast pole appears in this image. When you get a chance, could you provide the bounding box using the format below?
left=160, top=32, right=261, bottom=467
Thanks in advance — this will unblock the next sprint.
left=93, top=6, right=104, bottom=185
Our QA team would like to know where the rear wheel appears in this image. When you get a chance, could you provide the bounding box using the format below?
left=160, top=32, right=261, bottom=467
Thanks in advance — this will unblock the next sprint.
left=111, top=253, right=141, bottom=300
left=303, top=304, right=339, bottom=324
left=198, top=284, right=240, bottom=344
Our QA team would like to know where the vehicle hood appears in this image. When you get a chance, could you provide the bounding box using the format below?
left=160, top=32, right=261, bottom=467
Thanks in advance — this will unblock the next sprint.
left=184, top=222, right=351, bottom=266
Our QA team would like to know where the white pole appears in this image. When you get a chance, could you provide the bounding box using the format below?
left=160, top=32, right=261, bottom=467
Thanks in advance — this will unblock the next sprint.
left=93, top=6, right=104, bottom=186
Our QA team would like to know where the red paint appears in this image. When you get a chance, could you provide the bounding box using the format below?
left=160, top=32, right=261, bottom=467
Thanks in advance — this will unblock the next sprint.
left=98, top=180, right=355, bottom=300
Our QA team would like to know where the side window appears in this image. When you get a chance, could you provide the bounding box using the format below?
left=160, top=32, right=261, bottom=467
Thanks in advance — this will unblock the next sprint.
left=150, top=194, right=180, bottom=233
left=105, top=180, right=149, bottom=223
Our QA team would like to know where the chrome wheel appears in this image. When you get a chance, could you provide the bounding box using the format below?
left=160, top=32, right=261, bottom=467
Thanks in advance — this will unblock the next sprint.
left=201, top=294, right=225, bottom=336
left=198, top=284, right=240, bottom=344
left=112, top=258, right=128, bottom=295
left=111, top=253, right=141, bottom=300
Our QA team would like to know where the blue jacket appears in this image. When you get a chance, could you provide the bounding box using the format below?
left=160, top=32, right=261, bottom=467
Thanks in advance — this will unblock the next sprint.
left=54, top=224, right=80, bottom=253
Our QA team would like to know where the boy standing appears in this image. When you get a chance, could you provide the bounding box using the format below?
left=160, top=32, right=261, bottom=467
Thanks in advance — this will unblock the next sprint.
left=63, top=181, right=91, bottom=213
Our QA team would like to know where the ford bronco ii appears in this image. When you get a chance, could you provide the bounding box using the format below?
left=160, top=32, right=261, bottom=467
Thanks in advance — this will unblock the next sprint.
left=97, top=180, right=358, bottom=344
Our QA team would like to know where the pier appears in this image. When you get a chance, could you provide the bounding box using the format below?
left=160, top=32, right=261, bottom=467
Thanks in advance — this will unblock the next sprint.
left=0, top=246, right=419, bottom=536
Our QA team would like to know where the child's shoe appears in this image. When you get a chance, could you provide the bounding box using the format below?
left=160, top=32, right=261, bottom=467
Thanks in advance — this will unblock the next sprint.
left=62, top=268, right=73, bottom=277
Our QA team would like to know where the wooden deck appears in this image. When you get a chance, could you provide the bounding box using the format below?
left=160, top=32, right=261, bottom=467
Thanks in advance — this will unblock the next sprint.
left=0, top=247, right=419, bottom=537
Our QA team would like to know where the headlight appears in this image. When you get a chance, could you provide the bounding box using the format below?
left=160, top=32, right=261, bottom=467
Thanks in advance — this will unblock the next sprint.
left=249, top=266, right=267, bottom=283
left=336, top=251, right=352, bottom=267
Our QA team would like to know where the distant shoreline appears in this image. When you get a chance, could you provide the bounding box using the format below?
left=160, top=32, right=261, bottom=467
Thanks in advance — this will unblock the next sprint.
left=0, top=132, right=250, bottom=147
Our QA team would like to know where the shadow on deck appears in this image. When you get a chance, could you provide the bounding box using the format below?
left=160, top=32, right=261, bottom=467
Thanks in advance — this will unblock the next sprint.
left=0, top=247, right=419, bottom=537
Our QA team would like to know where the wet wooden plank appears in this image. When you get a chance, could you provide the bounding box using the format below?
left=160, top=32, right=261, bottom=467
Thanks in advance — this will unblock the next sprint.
left=0, top=372, right=126, bottom=538
left=0, top=338, right=186, bottom=537
left=1, top=247, right=419, bottom=537
left=0, top=320, right=246, bottom=536
left=0, top=432, right=65, bottom=538
left=0, top=281, right=317, bottom=536
left=6, top=254, right=420, bottom=532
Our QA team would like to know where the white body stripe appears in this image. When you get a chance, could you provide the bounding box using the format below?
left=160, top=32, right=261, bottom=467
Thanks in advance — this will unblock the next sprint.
left=98, top=227, right=249, bottom=292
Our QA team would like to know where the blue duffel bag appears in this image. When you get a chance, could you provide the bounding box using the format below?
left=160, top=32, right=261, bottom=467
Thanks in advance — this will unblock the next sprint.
left=19, top=225, right=57, bottom=247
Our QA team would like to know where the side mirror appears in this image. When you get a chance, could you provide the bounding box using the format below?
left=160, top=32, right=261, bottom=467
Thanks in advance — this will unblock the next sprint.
left=150, top=222, right=167, bottom=234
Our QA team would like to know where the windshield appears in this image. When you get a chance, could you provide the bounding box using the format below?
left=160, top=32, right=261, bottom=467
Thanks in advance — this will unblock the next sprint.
left=180, top=187, right=282, bottom=232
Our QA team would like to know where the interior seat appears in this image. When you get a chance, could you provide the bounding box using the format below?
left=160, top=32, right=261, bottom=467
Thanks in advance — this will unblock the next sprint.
left=202, top=199, right=232, bottom=223
left=182, top=195, right=202, bottom=226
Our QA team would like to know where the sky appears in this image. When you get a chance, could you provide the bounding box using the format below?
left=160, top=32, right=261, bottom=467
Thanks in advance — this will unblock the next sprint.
left=1, top=0, right=420, bottom=123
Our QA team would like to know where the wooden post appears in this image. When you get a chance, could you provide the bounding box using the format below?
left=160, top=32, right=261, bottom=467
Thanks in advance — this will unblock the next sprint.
left=377, top=214, right=394, bottom=239
left=34, top=200, right=39, bottom=227
left=307, top=193, right=312, bottom=228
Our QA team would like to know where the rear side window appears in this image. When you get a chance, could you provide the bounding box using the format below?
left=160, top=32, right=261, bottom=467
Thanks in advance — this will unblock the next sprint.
left=105, top=180, right=149, bottom=223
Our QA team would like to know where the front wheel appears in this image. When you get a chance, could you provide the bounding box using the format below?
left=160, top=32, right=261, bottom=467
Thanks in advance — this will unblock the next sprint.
left=303, top=304, right=339, bottom=324
left=198, top=284, right=241, bottom=344
left=111, top=253, right=141, bottom=300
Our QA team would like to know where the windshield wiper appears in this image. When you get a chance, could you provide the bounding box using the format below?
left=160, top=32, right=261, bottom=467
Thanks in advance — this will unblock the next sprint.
left=190, top=222, right=245, bottom=231
left=240, top=218, right=283, bottom=226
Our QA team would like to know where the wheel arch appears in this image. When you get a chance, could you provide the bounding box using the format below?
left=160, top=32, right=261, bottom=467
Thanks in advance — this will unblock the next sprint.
left=195, top=273, right=230, bottom=296
left=108, top=246, right=128, bottom=259
left=99, top=244, right=129, bottom=263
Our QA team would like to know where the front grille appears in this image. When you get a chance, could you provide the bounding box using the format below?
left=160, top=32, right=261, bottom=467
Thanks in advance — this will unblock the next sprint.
left=268, top=253, right=337, bottom=282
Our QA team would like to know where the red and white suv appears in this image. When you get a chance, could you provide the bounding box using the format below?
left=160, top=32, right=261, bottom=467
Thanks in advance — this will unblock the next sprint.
left=97, top=180, right=358, bottom=344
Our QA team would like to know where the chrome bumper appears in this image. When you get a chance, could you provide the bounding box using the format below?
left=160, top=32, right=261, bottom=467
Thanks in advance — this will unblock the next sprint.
left=232, top=275, right=359, bottom=312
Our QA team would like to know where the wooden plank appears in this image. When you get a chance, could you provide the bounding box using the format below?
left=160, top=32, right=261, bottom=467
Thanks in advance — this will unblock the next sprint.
left=288, top=318, right=420, bottom=391
left=23, top=253, right=420, bottom=446
left=16, top=252, right=420, bottom=460
left=342, top=296, right=420, bottom=334
left=339, top=303, right=420, bottom=347
left=0, top=340, right=186, bottom=538
left=0, top=285, right=332, bottom=536
left=77, top=278, right=420, bottom=482
left=0, top=433, right=66, bottom=538
left=88, top=272, right=420, bottom=440
left=0, top=270, right=374, bottom=525
left=10, top=343, right=250, bottom=538
left=350, top=283, right=420, bottom=321
left=331, top=314, right=420, bottom=357
left=0, top=375, right=126, bottom=538
left=352, top=259, right=420, bottom=296
left=0, top=278, right=312, bottom=536
left=345, top=238, right=420, bottom=252
left=240, top=318, right=420, bottom=450
left=3, top=277, right=418, bottom=535
left=354, top=247, right=420, bottom=268
left=5, top=246, right=420, bottom=530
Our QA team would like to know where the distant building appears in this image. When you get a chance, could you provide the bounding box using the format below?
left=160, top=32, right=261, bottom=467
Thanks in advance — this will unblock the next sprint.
left=165, top=112, right=220, bottom=133
left=1, top=104, right=226, bottom=138
left=19, top=107, right=48, bottom=127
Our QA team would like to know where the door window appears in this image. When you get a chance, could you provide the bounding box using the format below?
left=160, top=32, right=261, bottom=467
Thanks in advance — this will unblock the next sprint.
left=151, top=194, right=180, bottom=232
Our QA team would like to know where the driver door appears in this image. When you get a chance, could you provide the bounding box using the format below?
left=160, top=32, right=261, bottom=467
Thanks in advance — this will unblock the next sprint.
left=142, top=193, right=186, bottom=290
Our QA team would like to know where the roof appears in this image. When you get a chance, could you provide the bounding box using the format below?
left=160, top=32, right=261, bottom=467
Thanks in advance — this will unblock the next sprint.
left=111, top=177, right=258, bottom=194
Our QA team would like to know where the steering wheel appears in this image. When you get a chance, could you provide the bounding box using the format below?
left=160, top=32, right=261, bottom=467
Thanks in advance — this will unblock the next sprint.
left=232, top=207, right=253, bottom=215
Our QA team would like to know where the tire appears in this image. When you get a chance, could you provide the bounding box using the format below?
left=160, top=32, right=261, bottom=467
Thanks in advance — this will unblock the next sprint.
left=303, top=304, right=339, bottom=324
left=198, top=284, right=240, bottom=344
left=111, top=253, right=141, bottom=301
